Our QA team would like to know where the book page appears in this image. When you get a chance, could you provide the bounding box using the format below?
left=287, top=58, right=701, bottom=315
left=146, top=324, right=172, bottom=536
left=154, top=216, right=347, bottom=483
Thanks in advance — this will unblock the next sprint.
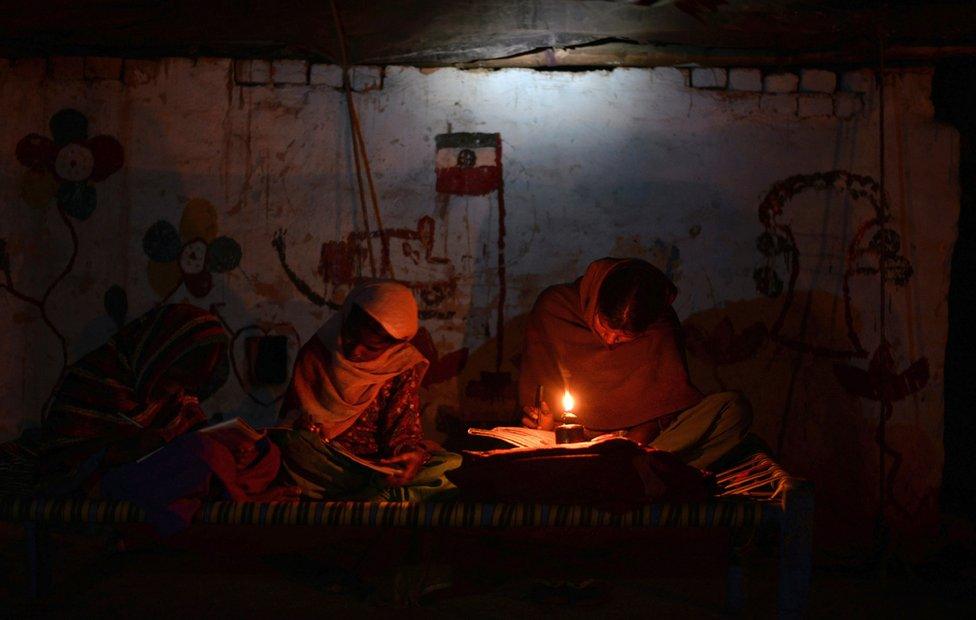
left=328, top=441, right=404, bottom=476
left=199, top=417, right=265, bottom=441
left=467, top=426, right=557, bottom=448
left=138, top=417, right=266, bottom=463
left=198, top=417, right=266, bottom=449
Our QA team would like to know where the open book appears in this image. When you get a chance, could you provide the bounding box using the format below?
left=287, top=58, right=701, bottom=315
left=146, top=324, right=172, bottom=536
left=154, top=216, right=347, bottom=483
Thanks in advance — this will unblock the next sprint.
left=206, top=418, right=402, bottom=475
left=327, top=441, right=403, bottom=476
left=467, top=426, right=625, bottom=449
left=466, top=427, right=558, bottom=448
left=199, top=416, right=265, bottom=445
left=138, top=416, right=265, bottom=463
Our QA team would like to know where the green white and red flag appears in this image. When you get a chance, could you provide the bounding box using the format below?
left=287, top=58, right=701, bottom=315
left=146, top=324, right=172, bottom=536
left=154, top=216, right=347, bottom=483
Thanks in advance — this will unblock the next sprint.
left=435, top=132, right=501, bottom=196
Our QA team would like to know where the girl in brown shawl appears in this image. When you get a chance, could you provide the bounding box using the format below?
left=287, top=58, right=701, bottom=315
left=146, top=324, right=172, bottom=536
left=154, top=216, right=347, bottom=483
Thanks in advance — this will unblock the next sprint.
left=0, top=303, right=230, bottom=495
left=274, top=281, right=459, bottom=500
left=519, top=257, right=751, bottom=469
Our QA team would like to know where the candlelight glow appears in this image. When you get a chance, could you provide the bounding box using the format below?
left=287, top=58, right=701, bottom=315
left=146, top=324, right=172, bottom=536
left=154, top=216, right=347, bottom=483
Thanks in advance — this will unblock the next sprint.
left=562, top=389, right=575, bottom=412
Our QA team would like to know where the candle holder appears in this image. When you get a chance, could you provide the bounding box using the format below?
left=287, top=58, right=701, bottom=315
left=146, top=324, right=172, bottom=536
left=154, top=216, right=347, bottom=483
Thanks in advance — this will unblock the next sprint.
left=555, top=411, right=586, bottom=444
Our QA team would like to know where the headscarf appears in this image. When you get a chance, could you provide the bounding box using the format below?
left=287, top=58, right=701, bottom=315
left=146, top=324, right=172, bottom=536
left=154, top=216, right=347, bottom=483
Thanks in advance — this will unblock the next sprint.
left=282, top=281, right=428, bottom=439
left=518, top=258, right=702, bottom=431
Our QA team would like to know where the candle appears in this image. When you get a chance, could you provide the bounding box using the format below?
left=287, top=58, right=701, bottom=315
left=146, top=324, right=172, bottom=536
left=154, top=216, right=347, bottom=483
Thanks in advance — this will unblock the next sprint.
left=562, top=389, right=575, bottom=415
left=555, top=388, right=585, bottom=444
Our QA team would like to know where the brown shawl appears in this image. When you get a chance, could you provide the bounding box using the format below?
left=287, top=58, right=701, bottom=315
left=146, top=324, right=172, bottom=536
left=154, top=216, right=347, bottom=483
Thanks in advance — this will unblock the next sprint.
left=518, top=258, right=702, bottom=431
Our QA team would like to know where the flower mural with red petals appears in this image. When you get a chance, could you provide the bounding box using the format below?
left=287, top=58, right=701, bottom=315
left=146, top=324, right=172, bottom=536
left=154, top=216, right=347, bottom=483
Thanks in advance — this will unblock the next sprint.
left=15, top=108, right=124, bottom=220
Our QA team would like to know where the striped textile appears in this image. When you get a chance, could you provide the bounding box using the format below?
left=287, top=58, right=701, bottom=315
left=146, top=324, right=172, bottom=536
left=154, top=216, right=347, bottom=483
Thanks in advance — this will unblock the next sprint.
left=0, top=496, right=146, bottom=524
left=0, top=495, right=775, bottom=529
left=0, top=452, right=797, bottom=530
left=46, top=303, right=228, bottom=441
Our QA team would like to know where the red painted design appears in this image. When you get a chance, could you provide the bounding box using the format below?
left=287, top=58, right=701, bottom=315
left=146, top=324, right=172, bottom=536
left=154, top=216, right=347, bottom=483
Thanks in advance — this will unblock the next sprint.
left=833, top=341, right=930, bottom=528
left=211, top=303, right=301, bottom=407
left=757, top=171, right=926, bottom=528
left=832, top=342, right=929, bottom=404
left=433, top=132, right=507, bottom=375
left=15, top=108, right=124, bottom=220
left=435, top=166, right=501, bottom=196
left=318, top=239, right=360, bottom=286
left=276, top=216, right=459, bottom=320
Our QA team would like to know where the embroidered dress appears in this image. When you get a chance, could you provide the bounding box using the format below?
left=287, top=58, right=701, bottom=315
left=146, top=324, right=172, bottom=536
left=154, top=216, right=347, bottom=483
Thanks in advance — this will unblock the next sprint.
left=330, top=364, right=427, bottom=458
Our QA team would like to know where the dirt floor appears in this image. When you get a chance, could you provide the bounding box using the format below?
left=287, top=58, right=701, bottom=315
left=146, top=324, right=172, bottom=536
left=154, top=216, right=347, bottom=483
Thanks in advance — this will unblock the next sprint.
left=1, top=521, right=974, bottom=618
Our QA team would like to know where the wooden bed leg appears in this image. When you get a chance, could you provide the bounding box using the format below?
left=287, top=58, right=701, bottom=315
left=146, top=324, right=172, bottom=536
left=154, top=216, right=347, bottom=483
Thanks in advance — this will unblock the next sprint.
left=25, top=521, right=52, bottom=598
left=725, top=548, right=745, bottom=613
left=394, top=529, right=438, bottom=606
left=778, top=481, right=814, bottom=619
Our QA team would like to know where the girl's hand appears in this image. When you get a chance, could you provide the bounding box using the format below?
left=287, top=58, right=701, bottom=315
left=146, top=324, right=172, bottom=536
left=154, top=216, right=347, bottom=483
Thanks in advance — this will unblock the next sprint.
left=381, top=450, right=426, bottom=486
left=521, top=401, right=555, bottom=431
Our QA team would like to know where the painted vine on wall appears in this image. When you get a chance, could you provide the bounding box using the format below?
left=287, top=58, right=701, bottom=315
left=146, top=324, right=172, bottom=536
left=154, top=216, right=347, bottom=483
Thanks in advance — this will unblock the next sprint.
left=2, top=109, right=125, bottom=419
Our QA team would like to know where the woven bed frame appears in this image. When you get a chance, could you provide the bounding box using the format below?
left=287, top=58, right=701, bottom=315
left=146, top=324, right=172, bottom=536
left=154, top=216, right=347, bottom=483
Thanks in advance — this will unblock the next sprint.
left=0, top=452, right=812, bottom=617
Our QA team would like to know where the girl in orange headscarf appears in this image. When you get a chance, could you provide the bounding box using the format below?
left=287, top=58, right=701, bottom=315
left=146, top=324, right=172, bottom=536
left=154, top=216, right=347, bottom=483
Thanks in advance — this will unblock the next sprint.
left=275, top=281, right=459, bottom=500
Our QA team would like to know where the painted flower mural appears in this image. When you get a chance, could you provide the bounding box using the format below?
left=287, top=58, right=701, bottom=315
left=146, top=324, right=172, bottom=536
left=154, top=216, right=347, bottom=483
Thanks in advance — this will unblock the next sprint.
left=142, top=199, right=242, bottom=298
left=15, top=108, right=124, bottom=219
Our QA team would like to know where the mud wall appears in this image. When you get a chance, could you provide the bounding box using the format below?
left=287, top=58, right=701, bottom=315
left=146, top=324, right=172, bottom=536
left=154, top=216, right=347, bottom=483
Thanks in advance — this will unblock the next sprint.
left=0, top=58, right=958, bottom=546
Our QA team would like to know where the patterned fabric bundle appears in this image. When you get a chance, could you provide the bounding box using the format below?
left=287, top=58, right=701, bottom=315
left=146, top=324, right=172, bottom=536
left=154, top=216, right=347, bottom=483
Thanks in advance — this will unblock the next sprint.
left=0, top=304, right=228, bottom=495
left=46, top=303, right=229, bottom=442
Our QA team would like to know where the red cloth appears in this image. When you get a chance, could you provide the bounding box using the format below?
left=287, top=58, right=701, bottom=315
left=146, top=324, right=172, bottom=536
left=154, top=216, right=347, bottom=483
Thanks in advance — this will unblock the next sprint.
left=446, top=438, right=713, bottom=504
left=100, top=432, right=290, bottom=535
left=518, top=258, right=702, bottom=431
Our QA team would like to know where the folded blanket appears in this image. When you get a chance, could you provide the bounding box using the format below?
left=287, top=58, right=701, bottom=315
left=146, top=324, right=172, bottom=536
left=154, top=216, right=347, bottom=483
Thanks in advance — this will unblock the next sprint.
left=446, top=438, right=713, bottom=505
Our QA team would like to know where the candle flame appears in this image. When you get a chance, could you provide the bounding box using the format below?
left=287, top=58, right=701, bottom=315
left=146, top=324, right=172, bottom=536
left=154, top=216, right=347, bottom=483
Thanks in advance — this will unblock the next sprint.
left=562, top=389, right=575, bottom=412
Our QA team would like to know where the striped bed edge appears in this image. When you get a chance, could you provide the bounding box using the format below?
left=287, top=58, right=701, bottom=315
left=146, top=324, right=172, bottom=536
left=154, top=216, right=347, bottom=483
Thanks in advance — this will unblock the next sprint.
left=0, top=452, right=798, bottom=530
left=0, top=495, right=777, bottom=529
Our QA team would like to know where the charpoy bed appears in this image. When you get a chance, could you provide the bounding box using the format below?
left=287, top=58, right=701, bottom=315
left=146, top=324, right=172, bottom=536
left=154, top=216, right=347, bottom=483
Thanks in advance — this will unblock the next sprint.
left=0, top=452, right=811, bottom=617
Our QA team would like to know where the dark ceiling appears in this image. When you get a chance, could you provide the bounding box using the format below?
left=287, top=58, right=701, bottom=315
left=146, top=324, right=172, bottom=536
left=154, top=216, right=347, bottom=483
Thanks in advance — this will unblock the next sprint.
left=2, top=1, right=975, bottom=67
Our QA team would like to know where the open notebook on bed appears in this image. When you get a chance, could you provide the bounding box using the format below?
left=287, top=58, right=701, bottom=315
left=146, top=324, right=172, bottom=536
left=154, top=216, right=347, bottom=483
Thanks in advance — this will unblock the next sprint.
left=467, top=427, right=624, bottom=449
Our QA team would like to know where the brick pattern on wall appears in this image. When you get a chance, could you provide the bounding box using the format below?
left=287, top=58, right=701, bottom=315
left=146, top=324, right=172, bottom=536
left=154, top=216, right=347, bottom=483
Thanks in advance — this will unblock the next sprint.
left=27, top=56, right=384, bottom=91
left=689, top=67, right=870, bottom=119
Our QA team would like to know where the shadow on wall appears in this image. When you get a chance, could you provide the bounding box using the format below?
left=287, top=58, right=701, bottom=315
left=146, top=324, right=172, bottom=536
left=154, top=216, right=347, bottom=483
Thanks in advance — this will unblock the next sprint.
left=684, top=295, right=939, bottom=554
left=452, top=312, right=529, bottom=423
